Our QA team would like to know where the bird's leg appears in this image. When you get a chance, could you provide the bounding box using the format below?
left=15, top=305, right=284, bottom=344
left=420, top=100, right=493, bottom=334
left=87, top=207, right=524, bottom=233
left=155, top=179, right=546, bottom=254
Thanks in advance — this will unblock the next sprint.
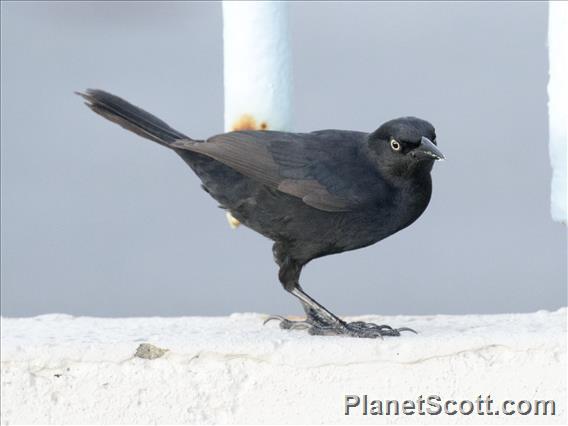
left=290, top=285, right=346, bottom=326
left=301, top=303, right=339, bottom=328
left=290, top=286, right=416, bottom=338
left=264, top=257, right=333, bottom=330
left=265, top=251, right=416, bottom=338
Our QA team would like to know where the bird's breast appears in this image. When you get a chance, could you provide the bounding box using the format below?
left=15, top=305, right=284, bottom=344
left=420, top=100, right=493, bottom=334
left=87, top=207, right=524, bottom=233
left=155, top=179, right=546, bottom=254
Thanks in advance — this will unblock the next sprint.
left=390, top=174, right=433, bottom=232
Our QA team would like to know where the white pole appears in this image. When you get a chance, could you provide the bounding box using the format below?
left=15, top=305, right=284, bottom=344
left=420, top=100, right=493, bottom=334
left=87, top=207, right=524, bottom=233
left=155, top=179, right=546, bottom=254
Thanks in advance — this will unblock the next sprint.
left=548, top=1, right=568, bottom=224
left=222, top=1, right=293, bottom=228
left=222, top=1, right=292, bottom=132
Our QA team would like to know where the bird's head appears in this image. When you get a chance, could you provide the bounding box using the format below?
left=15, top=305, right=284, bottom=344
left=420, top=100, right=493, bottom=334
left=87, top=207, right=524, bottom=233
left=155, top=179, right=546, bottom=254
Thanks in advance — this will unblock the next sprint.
left=367, top=117, right=444, bottom=177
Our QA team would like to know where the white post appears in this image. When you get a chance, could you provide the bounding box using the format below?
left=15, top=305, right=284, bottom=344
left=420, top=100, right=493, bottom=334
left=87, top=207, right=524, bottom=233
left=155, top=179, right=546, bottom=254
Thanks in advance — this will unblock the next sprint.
left=222, top=1, right=293, bottom=228
left=548, top=1, right=568, bottom=224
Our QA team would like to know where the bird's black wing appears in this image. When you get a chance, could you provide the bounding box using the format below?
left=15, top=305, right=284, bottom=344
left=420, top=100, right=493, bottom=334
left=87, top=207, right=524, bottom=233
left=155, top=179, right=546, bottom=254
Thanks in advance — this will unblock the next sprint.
left=171, top=130, right=376, bottom=212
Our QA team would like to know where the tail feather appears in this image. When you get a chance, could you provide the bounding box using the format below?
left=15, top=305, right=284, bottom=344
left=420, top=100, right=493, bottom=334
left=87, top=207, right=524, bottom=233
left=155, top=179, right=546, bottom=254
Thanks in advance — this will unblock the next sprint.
left=77, top=89, right=189, bottom=147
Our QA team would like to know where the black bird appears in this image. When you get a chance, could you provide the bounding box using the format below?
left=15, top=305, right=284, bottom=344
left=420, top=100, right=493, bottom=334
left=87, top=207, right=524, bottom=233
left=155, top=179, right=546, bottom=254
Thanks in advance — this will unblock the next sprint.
left=78, top=89, right=444, bottom=338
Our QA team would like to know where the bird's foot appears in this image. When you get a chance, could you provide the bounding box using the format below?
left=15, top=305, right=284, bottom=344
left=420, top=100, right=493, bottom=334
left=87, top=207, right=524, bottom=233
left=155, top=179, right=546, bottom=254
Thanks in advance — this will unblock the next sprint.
left=264, top=315, right=416, bottom=338
left=310, top=320, right=417, bottom=338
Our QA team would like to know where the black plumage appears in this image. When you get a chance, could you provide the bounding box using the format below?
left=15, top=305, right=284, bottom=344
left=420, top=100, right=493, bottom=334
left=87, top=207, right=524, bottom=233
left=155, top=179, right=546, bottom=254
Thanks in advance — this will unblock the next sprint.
left=78, top=89, right=444, bottom=338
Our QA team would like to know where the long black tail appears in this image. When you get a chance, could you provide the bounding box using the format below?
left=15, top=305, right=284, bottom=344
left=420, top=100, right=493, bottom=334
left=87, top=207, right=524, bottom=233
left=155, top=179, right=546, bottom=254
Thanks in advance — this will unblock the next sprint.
left=77, top=89, right=190, bottom=147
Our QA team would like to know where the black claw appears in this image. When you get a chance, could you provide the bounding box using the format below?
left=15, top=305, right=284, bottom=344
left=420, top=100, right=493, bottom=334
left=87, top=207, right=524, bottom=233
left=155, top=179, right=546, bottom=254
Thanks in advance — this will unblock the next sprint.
left=263, top=315, right=287, bottom=325
left=396, top=327, right=418, bottom=334
left=378, top=324, right=394, bottom=330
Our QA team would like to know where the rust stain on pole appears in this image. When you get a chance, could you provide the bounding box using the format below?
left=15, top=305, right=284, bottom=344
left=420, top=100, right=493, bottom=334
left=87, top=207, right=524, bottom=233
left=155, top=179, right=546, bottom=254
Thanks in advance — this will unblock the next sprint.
left=231, top=113, right=269, bottom=131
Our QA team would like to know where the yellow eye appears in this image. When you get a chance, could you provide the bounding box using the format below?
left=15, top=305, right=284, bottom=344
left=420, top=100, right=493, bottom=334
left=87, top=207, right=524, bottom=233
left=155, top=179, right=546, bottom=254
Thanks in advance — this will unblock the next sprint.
left=390, top=139, right=401, bottom=151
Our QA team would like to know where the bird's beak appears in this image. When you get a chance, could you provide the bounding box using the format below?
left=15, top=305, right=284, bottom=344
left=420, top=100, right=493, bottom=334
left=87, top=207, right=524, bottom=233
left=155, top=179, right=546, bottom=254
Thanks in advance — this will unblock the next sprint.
left=412, top=136, right=445, bottom=161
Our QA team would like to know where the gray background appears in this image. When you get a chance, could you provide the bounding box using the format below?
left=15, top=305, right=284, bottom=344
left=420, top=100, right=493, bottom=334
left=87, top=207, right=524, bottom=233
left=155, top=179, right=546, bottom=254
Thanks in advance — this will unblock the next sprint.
left=1, top=1, right=566, bottom=317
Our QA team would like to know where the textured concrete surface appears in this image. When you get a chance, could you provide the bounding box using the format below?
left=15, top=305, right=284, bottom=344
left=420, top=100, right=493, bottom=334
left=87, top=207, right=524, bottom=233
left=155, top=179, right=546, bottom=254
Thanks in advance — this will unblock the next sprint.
left=1, top=309, right=566, bottom=424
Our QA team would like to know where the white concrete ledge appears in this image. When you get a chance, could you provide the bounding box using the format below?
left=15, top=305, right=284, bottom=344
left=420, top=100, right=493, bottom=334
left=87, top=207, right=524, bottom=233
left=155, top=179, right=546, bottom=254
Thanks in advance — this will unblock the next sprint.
left=1, top=309, right=566, bottom=424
